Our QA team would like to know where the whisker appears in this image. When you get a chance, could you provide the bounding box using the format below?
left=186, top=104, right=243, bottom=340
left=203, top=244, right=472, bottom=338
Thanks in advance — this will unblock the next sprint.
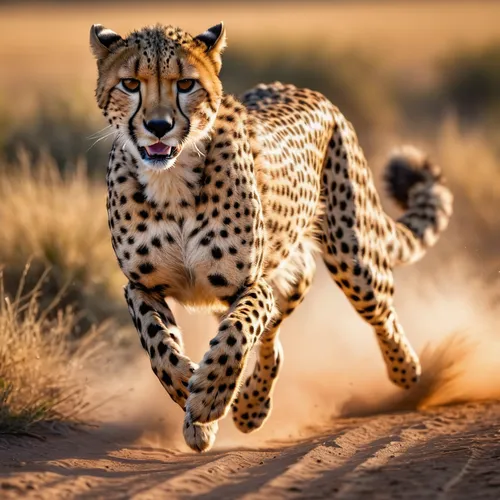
left=88, top=125, right=112, bottom=140
left=86, top=130, right=116, bottom=152
left=121, top=138, right=131, bottom=151
left=193, top=142, right=206, bottom=158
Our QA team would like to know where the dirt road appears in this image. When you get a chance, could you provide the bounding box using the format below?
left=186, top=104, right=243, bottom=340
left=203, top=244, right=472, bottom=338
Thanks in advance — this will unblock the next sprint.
left=1, top=401, right=499, bottom=499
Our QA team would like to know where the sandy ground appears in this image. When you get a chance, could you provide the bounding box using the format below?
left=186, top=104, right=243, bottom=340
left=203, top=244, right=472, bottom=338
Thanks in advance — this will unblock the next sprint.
left=1, top=401, right=500, bottom=499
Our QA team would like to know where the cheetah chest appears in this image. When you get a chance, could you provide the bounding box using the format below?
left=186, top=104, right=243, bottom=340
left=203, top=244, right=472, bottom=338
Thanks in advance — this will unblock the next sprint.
left=112, top=211, right=219, bottom=303
left=109, top=190, right=249, bottom=311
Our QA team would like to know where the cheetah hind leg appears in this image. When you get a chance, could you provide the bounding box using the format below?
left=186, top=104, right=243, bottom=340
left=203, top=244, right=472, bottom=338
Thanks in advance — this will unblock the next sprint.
left=231, top=324, right=283, bottom=433
left=232, top=242, right=316, bottom=432
left=322, top=260, right=421, bottom=388
left=320, top=111, right=421, bottom=389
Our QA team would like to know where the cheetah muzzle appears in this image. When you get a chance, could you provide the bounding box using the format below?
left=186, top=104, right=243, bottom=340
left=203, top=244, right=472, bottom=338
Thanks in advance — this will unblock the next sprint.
left=140, top=142, right=181, bottom=164
left=90, top=21, right=453, bottom=452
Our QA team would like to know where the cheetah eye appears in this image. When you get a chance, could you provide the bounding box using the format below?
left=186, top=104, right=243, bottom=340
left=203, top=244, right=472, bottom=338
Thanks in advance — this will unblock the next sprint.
left=177, top=79, right=196, bottom=93
left=121, top=78, right=140, bottom=93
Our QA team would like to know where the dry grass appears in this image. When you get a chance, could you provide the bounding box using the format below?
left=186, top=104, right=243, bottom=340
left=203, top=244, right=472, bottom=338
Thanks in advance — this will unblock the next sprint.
left=0, top=154, right=126, bottom=433
left=0, top=264, right=104, bottom=433
left=0, top=154, right=125, bottom=325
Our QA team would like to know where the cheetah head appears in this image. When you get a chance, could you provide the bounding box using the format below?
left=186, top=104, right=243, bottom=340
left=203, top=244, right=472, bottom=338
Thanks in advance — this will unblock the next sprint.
left=90, top=23, right=226, bottom=170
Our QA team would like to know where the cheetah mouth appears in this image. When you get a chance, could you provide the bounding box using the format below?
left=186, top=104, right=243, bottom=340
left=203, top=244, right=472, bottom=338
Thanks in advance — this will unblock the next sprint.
left=139, top=142, right=181, bottom=163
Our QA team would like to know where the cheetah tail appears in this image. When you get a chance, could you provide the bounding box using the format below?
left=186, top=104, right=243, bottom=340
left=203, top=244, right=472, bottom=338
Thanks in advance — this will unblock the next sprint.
left=384, top=146, right=453, bottom=266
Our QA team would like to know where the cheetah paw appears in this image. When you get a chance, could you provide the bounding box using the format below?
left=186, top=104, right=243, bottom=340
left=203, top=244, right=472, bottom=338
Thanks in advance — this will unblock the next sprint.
left=183, top=416, right=218, bottom=452
left=232, top=395, right=271, bottom=433
left=185, top=327, right=246, bottom=424
left=159, top=354, right=198, bottom=408
left=386, top=352, right=421, bottom=390
left=232, top=343, right=282, bottom=433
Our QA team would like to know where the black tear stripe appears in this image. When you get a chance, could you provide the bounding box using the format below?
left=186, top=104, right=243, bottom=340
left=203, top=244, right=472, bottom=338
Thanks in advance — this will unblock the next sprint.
left=155, top=51, right=161, bottom=101
left=175, top=58, right=191, bottom=137
left=176, top=91, right=191, bottom=138
left=128, top=88, right=142, bottom=154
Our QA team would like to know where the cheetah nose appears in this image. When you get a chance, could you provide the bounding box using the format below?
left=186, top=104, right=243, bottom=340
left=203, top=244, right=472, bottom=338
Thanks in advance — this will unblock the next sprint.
left=144, top=119, right=174, bottom=139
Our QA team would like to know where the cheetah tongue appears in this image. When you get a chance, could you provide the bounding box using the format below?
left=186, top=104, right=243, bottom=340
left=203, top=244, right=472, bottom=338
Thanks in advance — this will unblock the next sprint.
left=145, top=142, right=172, bottom=156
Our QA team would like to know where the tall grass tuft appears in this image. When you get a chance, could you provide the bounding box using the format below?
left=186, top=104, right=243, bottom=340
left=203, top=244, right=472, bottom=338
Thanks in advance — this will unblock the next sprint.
left=0, top=264, right=104, bottom=433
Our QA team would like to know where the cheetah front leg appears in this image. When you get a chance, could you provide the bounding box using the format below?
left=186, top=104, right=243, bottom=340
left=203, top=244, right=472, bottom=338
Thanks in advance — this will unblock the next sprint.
left=184, top=280, right=275, bottom=431
left=125, top=283, right=218, bottom=452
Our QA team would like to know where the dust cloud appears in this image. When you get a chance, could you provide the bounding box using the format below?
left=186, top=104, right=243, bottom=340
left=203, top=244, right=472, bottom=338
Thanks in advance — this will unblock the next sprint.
left=90, top=254, right=500, bottom=452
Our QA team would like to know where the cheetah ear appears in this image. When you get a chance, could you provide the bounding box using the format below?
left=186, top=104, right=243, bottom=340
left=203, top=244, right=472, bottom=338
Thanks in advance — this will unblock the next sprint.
left=194, top=22, right=227, bottom=73
left=90, top=24, right=124, bottom=60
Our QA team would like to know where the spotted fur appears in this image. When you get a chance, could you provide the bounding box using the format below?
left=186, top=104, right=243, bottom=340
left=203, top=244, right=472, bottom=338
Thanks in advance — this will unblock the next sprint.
left=90, top=22, right=453, bottom=452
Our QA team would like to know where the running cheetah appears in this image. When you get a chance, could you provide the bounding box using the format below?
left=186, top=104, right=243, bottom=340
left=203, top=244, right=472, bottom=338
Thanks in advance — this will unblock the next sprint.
left=90, top=22, right=453, bottom=452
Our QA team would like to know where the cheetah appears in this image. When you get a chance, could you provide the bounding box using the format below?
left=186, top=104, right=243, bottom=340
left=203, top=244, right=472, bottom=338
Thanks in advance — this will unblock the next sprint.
left=90, top=22, right=453, bottom=452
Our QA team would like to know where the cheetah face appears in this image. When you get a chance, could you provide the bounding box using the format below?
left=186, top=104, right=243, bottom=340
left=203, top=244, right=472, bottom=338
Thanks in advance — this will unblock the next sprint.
left=90, top=23, right=226, bottom=171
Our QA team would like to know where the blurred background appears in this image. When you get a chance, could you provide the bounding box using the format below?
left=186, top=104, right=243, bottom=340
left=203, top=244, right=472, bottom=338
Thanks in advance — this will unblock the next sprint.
left=0, top=1, right=499, bottom=445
